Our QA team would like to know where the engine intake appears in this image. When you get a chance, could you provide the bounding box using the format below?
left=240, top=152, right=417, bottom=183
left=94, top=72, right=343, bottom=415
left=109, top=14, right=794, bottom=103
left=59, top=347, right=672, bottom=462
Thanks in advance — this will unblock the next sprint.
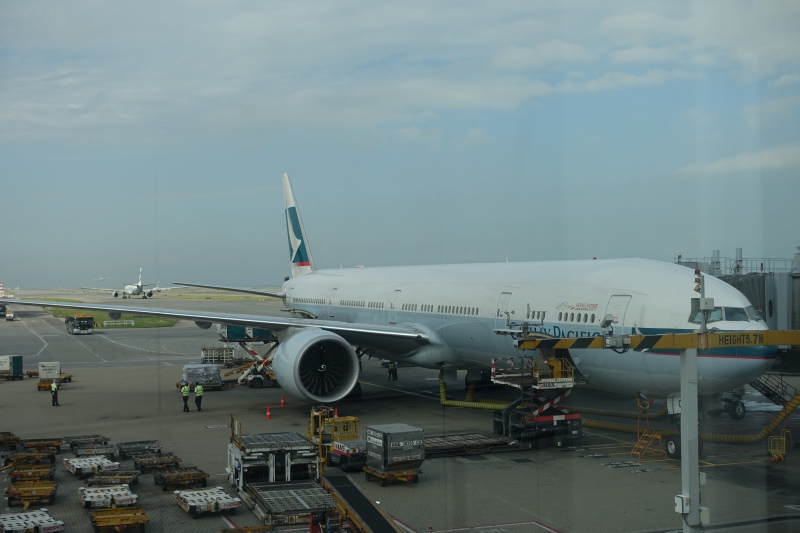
left=272, top=329, right=359, bottom=403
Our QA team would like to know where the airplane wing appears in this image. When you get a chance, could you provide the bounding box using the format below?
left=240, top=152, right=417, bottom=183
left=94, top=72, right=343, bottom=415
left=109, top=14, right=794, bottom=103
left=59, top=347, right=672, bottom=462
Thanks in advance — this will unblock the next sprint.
left=0, top=298, right=429, bottom=355
left=172, top=282, right=284, bottom=299
left=80, top=287, right=121, bottom=292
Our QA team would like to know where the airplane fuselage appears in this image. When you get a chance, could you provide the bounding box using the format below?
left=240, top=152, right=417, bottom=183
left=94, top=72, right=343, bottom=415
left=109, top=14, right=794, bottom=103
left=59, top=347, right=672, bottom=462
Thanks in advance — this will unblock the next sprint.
left=282, top=258, right=774, bottom=398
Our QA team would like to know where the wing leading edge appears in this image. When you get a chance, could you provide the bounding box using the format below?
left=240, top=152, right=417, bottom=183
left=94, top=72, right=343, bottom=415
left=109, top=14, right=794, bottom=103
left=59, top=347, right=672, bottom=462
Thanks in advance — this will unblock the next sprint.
left=172, top=282, right=285, bottom=299
left=0, top=298, right=428, bottom=355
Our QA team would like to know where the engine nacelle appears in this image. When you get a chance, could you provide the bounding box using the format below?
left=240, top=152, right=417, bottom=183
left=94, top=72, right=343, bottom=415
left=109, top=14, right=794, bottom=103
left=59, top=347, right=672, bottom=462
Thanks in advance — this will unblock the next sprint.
left=146, top=291, right=153, bottom=298
left=108, top=312, right=121, bottom=320
left=272, top=329, right=360, bottom=403
left=112, top=291, right=119, bottom=298
left=195, top=321, right=213, bottom=329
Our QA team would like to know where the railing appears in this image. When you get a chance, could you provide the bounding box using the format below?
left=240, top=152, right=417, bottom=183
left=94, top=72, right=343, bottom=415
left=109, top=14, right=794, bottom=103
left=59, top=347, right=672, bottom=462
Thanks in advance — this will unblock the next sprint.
left=675, top=256, right=798, bottom=276
left=102, top=320, right=135, bottom=327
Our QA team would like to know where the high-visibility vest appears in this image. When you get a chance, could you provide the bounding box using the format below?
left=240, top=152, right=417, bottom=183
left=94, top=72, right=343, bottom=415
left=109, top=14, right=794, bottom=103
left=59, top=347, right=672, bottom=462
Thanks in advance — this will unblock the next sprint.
left=195, top=385, right=204, bottom=396
left=181, top=385, right=190, bottom=396
left=51, top=382, right=58, bottom=392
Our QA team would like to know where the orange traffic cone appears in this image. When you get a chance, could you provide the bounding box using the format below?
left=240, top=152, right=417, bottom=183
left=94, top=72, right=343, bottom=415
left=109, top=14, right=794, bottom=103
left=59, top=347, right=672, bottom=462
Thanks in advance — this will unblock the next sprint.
left=280, top=394, right=286, bottom=407
left=266, top=406, right=272, bottom=420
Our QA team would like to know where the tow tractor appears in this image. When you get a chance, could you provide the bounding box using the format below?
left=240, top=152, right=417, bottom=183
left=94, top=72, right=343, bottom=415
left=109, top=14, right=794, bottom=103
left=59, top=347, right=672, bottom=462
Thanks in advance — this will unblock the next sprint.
left=306, top=406, right=363, bottom=472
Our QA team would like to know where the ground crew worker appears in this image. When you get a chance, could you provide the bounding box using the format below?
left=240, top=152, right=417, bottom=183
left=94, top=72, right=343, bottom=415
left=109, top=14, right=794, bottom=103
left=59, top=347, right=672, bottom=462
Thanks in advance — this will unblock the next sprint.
left=194, top=383, right=204, bottom=411
left=51, top=380, right=60, bottom=406
left=388, top=361, right=398, bottom=381
left=180, top=383, right=191, bottom=412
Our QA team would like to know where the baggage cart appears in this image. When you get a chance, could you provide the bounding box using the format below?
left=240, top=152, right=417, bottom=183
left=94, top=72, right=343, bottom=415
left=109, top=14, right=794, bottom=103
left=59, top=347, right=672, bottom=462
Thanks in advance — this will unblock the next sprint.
left=64, top=457, right=120, bottom=479
left=0, top=355, right=24, bottom=381
left=64, top=434, right=110, bottom=451
left=9, top=464, right=56, bottom=481
left=134, top=452, right=181, bottom=473
left=79, top=484, right=138, bottom=508
left=0, top=432, right=21, bottom=450
left=20, top=438, right=62, bottom=452
left=86, top=470, right=141, bottom=486
left=4, top=480, right=58, bottom=507
left=117, top=440, right=161, bottom=459
left=174, top=486, right=241, bottom=517
left=74, top=443, right=118, bottom=460
left=3, top=451, right=56, bottom=466
left=0, top=509, right=64, bottom=533
left=90, top=506, right=149, bottom=533
left=363, top=465, right=421, bottom=487
left=153, top=466, right=209, bottom=491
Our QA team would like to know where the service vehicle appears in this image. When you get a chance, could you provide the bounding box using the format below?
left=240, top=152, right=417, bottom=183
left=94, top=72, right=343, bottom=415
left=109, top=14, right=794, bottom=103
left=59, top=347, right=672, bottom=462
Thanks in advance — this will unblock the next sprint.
left=0, top=303, right=6, bottom=317
left=5, top=311, right=14, bottom=321
left=65, top=313, right=94, bottom=334
left=326, top=439, right=367, bottom=472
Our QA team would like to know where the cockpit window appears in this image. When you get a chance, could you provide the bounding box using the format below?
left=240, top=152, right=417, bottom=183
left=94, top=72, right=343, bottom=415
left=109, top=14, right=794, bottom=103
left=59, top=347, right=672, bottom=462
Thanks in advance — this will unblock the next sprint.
left=689, top=306, right=761, bottom=324
left=745, top=306, right=763, bottom=321
left=723, top=307, right=749, bottom=321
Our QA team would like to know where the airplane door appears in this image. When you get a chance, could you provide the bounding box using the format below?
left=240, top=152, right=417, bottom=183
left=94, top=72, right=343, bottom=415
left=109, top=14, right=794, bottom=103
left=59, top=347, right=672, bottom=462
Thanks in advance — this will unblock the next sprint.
left=327, top=288, right=338, bottom=318
left=388, top=290, right=402, bottom=324
left=495, top=292, right=513, bottom=329
left=604, top=295, right=632, bottom=332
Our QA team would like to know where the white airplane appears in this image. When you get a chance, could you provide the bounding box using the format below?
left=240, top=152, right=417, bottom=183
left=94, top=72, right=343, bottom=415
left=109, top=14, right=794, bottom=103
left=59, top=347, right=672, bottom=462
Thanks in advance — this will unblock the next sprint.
left=2, top=174, right=774, bottom=420
left=82, top=268, right=175, bottom=299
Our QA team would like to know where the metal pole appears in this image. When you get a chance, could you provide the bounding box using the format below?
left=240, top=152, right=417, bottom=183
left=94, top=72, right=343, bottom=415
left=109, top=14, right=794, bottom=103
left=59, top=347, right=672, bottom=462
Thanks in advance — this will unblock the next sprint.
left=680, top=347, right=701, bottom=532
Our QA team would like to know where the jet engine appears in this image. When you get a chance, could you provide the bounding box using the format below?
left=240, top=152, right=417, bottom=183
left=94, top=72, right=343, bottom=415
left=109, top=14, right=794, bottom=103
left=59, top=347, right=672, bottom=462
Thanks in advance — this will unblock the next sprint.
left=112, top=291, right=119, bottom=298
left=195, top=321, right=213, bottom=329
left=146, top=291, right=153, bottom=298
left=272, top=328, right=360, bottom=403
left=108, top=312, right=121, bottom=320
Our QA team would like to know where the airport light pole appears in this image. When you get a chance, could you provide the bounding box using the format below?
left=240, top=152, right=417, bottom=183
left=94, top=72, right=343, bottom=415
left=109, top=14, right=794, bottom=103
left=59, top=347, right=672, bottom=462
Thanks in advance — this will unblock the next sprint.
left=676, top=270, right=711, bottom=532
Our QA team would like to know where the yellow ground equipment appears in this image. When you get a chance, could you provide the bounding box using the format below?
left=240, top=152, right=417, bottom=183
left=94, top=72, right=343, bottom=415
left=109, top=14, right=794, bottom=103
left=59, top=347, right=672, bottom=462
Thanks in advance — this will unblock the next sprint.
left=4, top=480, right=58, bottom=508
left=90, top=506, right=149, bottom=532
left=306, top=405, right=360, bottom=467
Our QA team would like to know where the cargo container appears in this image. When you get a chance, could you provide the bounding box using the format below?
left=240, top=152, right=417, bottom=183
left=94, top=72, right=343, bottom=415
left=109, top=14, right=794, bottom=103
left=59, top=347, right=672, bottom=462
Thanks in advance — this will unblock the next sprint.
left=174, top=486, right=241, bottom=517
left=176, top=363, right=223, bottom=390
left=0, top=509, right=65, bottom=533
left=0, top=355, right=23, bottom=380
left=63, top=457, right=120, bottom=479
left=364, top=423, right=424, bottom=486
left=200, top=346, right=236, bottom=366
left=38, top=362, right=61, bottom=381
left=79, top=485, right=138, bottom=508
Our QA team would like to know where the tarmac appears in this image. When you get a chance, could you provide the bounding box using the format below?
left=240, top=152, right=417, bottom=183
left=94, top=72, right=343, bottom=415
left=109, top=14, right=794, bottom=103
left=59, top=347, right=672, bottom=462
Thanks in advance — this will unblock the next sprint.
left=2, top=291, right=800, bottom=532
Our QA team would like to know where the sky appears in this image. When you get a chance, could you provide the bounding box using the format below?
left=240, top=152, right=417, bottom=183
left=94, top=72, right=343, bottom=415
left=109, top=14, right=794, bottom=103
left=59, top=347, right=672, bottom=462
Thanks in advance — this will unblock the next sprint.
left=1, top=1, right=799, bottom=289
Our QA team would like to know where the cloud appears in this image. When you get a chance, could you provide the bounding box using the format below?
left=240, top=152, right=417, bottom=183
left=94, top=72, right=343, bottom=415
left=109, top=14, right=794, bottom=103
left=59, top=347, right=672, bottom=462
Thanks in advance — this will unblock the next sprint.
left=493, top=40, right=592, bottom=70
left=743, top=95, right=800, bottom=129
left=558, top=68, right=691, bottom=93
left=676, top=142, right=800, bottom=177
left=770, top=74, right=800, bottom=88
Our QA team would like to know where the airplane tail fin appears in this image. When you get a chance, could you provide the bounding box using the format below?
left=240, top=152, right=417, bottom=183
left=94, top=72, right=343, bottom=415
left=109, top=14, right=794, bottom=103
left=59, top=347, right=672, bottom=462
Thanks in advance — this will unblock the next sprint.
left=282, top=173, right=315, bottom=278
left=138, top=267, right=143, bottom=286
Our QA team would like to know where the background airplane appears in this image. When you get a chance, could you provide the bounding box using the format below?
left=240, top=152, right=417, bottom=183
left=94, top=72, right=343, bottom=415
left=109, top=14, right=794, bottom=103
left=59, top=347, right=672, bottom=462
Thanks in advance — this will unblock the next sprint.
left=82, top=268, right=176, bottom=299
left=3, top=174, right=774, bottom=420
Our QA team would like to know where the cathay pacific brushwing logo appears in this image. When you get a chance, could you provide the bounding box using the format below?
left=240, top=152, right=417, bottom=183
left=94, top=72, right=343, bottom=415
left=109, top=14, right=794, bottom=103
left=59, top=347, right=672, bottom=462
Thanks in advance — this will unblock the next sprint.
left=286, top=207, right=310, bottom=266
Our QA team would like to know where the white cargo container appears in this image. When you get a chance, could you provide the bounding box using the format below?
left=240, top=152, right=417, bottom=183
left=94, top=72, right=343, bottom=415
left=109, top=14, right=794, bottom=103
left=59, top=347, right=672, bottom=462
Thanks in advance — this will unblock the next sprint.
left=174, top=486, right=241, bottom=516
left=63, top=457, right=120, bottom=478
left=0, top=509, right=65, bottom=533
left=38, top=362, right=61, bottom=381
left=79, top=485, right=138, bottom=508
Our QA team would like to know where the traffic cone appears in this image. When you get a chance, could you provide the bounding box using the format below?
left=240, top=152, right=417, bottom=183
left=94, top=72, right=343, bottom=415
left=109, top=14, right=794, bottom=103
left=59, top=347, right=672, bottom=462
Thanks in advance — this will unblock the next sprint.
left=280, top=394, right=286, bottom=407
left=266, top=406, right=272, bottom=420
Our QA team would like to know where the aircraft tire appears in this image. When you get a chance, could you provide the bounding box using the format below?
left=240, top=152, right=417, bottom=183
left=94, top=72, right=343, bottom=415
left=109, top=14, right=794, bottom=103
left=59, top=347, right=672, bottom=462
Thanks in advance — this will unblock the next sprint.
left=729, top=400, right=746, bottom=420
left=666, top=436, right=681, bottom=459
